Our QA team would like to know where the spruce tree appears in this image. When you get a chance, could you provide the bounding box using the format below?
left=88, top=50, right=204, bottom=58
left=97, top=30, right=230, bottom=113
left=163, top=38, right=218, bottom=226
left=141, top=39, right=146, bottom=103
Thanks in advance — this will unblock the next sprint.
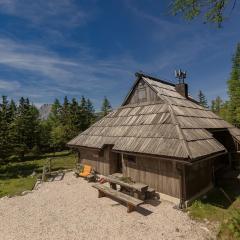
left=69, top=98, right=80, bottom=138
left=13, top=98, right=40, bottom=159
left=211, top=96, right=223, bottom=114
left=0, top=96, right=14, bottom=161
left=8, top=99, right=17, bottom=156
left=227, top=43, right=240, bottom=126
left=39, top=119, right=52, bottom=153
left=86, top=98, right=95, bottom=126
left=101, top=96, right=112, bottom=116
left=198, top=90, right=208, bottom=108
left=60, top=96, right=70, bottom=126
left=79, top=96, right=88, bottom=131
left=50, top=98, right=61, bottom=125
left=219, top=101, right=231, bottom=123
left=211, top=100, right=216, bottom=112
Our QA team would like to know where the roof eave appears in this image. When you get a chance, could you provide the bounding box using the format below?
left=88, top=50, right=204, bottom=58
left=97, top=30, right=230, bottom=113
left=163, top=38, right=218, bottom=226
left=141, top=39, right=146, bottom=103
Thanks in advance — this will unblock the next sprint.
left=189, top=150, right=227, bottom=164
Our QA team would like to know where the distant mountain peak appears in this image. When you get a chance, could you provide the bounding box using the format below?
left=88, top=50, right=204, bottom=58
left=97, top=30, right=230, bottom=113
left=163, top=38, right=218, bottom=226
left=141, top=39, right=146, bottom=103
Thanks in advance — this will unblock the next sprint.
left=39, top=104, right=52, bottom=120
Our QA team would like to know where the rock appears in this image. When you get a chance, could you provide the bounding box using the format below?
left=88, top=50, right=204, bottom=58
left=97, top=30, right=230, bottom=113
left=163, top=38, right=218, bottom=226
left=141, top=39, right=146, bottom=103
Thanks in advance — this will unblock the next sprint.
left=0, top=196, right=10, bottom=200
left=30, top=171, right=37, bottom=177
left=200, top=226, right=210, bottom=232
left=21, top=190, right=32, bottom=196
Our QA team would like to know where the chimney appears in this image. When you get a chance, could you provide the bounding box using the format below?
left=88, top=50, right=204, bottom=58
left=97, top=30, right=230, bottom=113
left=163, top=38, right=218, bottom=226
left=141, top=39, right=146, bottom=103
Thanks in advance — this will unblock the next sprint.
left=175, top=83, right=188, bottom=98
left=174, top=69, right=188, bottom=98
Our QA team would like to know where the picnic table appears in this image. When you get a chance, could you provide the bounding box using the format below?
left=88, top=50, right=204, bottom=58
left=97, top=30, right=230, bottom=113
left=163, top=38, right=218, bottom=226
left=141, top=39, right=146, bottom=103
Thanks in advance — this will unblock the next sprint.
left=104, top=174, right=148, bottom=200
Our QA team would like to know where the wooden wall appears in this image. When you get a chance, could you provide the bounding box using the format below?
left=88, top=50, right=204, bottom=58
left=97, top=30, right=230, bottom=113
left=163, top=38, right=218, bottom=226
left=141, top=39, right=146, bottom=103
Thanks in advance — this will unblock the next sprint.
left=122, top=154, right=181, bottom=198
left=232, top=152, right=240, bottom=169
left=126, top=79, right=160, bottom=105
left=78, top=147, right=111, bottom=176
left=185, top=160, right=213, bottom=200
left=79, top=147, right=215, bottom=200
left=79, top=147, right=215, bottom=201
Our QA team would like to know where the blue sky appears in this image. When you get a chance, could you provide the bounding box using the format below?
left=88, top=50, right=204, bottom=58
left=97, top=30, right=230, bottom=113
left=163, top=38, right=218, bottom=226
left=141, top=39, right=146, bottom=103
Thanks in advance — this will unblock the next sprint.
left=0, top=0, right=239, bottom=109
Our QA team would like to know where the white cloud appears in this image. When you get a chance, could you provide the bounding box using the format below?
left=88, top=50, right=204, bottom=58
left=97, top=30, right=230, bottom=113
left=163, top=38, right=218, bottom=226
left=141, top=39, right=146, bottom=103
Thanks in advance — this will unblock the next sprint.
left=0, top=0, right=93, bottom=28
left=0, top=36, right=213, bottom=97
left=0, top=79, right=20, bottom=91
left=0, top=38, right=139, bottom=103
left=0, top=30, right=232, bottom=106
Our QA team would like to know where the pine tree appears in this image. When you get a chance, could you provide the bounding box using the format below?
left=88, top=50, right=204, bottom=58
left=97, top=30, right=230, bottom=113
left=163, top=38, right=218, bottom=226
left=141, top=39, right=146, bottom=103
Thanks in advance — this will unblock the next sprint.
left=39, top=119, right=52, bottom=153
left=86, top=98, right=95, bottom=126
left=60, top=96, right=70, bottom=126
left=0, top=96, right=14, bottom=161
left=8, top=100, right=16, bottom=120
left=101, top=96, right=112, bottom=116
left=211, top=100, right=216, bottom=112
left=13, top=98, right=40, bottom=159
left=7, top=99, right=17, bottom=156
left=68, top=98, right=81, bottom=138
left=227, top=43, right=240, bottom=126
left=211, top=96, right=223, bottom=114
left=219, top=101, right=231, bottom=123
left=198, top=90, right=208, bottom=108
left=80, top=96, right=87, bottom=110
left=50, top=124, right=66, bottom=152
left=79, top=96, right=88, bottom=131
left=50, top=98, right=61, bottom=125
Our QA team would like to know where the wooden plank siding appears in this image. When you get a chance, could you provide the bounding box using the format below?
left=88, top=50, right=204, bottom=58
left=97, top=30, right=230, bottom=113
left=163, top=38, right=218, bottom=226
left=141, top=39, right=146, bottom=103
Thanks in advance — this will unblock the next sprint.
left=185, top=160, right=213, bottom=200
left=122, top=154, right=181, bottom=198
left=78, top=147, right=181, bottom=198
left=125, top=79, right=161, bottom=105
left=79, top=147, right=110, bottom=176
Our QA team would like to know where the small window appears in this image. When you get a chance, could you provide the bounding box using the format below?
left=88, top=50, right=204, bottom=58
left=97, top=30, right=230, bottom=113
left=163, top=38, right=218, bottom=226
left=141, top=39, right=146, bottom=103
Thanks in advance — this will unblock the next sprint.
left=124, top=154, right=136, bottom=164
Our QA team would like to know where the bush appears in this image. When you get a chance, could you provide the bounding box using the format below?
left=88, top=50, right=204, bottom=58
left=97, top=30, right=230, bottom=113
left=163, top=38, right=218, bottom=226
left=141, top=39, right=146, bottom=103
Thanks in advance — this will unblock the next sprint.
left=219, top=210, right=240, bottom=239
left=30, top=145, right=42, bottom=156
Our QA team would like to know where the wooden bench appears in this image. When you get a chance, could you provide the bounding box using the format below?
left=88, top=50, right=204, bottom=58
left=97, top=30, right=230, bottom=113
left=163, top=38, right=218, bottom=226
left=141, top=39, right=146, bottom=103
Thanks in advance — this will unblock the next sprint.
left=92, top=183, right=143, bottom=213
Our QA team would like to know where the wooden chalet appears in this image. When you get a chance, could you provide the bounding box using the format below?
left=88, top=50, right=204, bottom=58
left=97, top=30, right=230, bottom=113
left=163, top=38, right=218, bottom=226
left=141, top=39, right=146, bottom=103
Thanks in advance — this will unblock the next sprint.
left=68, top=72, right=240, bottom=207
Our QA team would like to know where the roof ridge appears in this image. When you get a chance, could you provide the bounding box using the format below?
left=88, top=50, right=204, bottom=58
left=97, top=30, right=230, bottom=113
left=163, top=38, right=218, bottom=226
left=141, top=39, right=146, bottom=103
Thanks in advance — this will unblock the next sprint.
left=167, top=103, right=193, bottom=160
left=136, top=72, right=176, bottom=87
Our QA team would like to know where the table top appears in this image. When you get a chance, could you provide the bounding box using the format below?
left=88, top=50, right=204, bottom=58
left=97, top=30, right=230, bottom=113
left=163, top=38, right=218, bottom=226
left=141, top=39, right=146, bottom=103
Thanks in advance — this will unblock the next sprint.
left=104, top=174, right=148, bottom=192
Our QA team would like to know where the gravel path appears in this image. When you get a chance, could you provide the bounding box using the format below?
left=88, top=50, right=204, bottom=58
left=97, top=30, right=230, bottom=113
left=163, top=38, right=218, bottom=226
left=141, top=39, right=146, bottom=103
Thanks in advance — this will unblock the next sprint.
left=0, top=172, right=216, bottom=240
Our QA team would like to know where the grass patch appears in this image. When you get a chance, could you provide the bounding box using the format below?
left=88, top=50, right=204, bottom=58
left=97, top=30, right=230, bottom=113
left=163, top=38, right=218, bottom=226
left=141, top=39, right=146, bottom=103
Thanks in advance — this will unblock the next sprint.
left=188, top=182, right=240, bottom=239
left=0, top=176, right=37, bottom=197
left=219, top=209, right=240, bottom=240
left=0, top=151, right=76, bottom=198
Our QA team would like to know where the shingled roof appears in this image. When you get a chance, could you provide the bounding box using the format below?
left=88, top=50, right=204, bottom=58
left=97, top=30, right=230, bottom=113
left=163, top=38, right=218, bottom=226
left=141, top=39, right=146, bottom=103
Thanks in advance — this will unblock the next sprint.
left=68, top=73, right=240, bottom=162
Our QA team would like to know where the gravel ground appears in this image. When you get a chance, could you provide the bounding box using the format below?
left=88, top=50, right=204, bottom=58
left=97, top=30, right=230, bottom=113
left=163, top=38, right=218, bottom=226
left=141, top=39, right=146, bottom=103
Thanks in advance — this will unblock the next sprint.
left=0, top=172, right=216, bottom=240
